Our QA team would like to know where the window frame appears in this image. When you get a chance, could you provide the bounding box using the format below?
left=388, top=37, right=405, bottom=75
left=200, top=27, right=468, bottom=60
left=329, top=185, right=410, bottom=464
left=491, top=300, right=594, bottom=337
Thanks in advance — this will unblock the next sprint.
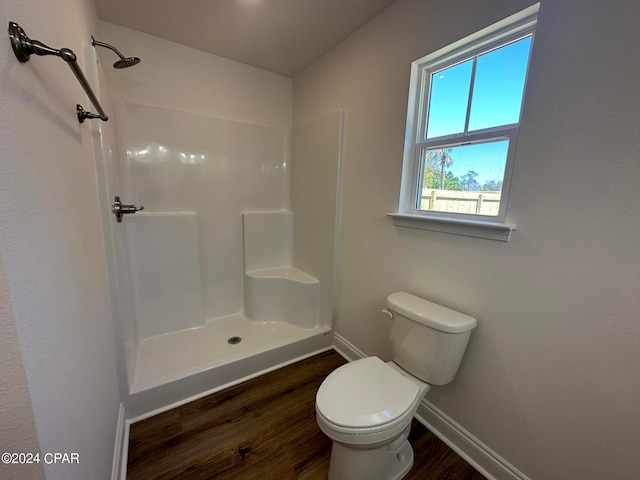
left=393, top=4, right=539, bottom=241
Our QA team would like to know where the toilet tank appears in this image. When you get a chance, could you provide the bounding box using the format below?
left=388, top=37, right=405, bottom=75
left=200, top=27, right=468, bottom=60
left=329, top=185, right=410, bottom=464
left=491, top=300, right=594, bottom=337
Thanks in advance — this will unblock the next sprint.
left=387, top=292, right=476, bottom=385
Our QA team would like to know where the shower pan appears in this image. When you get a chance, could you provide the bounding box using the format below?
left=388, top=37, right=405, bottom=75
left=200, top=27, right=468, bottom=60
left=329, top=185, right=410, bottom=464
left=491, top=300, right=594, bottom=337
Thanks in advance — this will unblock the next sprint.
left=93, top=99, right=342, bottom=418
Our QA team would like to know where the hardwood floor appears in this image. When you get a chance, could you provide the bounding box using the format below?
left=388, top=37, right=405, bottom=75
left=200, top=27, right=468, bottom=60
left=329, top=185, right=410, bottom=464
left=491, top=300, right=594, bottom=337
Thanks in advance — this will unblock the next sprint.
left=127, top=350, right=484, bottom=479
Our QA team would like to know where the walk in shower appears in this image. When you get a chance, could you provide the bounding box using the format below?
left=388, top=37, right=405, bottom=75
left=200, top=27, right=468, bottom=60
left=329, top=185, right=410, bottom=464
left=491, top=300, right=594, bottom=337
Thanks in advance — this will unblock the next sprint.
left=91, top=47, right=343, bottom=417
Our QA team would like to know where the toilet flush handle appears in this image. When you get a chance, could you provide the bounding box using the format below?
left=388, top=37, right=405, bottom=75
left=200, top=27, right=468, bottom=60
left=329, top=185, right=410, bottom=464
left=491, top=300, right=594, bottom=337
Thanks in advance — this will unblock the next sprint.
left=381, top=309, right=394, bottom=319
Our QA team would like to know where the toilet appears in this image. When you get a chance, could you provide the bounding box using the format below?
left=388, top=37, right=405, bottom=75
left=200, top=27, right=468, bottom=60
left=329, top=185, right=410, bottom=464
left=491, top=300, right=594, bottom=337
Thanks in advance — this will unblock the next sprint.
left=315, top=291, right=477, bottom=480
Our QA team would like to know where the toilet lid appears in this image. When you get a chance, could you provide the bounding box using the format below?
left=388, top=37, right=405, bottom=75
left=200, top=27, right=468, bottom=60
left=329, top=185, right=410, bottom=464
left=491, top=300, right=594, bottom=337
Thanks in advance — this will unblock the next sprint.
left=316, top=357, right=419, bottom=428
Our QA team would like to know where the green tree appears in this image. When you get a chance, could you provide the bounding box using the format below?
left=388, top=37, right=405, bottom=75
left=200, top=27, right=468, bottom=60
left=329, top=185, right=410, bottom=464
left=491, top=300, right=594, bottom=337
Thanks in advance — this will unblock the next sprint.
left=482, top=179, right=503, bottom=191
left=424, top=148, right=454, bottom=190
left=422, top=152, right=438, bottom=189
left=433, top=171, right=460, bottom=190
left=460, top=170, right=481, bottom=191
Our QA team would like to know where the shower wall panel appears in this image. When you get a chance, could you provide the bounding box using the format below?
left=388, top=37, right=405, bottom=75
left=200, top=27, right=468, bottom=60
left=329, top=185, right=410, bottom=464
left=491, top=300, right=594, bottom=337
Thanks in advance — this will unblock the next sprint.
left=116, top=103, right=289, bottom=336
left=88, top=54, right=139, bottom=386
left=291, top=112, right=344, bottom=328
left=125, top=213, right=203, bottom=338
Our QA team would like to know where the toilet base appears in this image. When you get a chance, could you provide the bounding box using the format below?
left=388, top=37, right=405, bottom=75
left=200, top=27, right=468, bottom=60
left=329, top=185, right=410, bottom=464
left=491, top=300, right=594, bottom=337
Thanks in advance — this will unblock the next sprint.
left=327, top=425, right=414, bottom=480
left=386, top=438, right=414, bottom=480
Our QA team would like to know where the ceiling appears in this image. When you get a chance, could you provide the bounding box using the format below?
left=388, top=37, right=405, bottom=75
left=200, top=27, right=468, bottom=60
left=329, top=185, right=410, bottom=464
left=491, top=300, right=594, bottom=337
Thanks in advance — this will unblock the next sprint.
left=94, top=0, right=398, bottom=77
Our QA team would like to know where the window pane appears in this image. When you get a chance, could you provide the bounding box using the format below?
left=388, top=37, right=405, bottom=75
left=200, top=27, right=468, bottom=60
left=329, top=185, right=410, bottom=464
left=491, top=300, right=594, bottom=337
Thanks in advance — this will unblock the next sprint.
left=426, top=60, right=473, bottom=139
left=468, top=36, right=531, bottom=131
left=417, top=139, right=509, bottom=216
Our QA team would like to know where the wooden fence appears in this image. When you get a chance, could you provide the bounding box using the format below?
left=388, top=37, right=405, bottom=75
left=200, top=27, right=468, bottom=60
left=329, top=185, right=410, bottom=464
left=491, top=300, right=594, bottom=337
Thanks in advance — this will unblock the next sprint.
left=420, top=189, right=501, bottom=216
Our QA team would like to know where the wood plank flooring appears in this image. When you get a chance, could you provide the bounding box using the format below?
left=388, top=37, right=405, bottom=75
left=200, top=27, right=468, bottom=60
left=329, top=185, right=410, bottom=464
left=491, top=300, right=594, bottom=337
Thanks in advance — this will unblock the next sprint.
left=127, top=350, right=484, bottom=479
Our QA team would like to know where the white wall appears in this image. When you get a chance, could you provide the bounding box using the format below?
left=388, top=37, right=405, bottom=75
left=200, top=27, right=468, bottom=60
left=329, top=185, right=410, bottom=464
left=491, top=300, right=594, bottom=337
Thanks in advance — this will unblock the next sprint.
left=0, top=254, right=44, bottom=480
left=0, top=1, right=121, bottom=479
left=294, top=0, right=640, bottom=478
left=97, top=21, right=292, bottom=129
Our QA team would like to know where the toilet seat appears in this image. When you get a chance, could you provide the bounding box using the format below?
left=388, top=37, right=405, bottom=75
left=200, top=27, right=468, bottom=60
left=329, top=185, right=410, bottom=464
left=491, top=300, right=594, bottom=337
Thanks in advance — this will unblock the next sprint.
left=316, top=357, right=423, bottom=444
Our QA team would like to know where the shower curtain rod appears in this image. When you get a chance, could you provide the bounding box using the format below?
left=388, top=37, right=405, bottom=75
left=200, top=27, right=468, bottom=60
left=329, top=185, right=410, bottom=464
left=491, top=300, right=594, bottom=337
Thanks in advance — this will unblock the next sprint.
left=8, top=21, right=108, bottom=123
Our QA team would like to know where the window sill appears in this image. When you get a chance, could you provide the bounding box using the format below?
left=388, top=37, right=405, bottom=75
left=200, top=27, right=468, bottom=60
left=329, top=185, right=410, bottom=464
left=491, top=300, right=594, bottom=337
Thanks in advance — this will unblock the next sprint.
left=388, top=213, right=516, bottom=242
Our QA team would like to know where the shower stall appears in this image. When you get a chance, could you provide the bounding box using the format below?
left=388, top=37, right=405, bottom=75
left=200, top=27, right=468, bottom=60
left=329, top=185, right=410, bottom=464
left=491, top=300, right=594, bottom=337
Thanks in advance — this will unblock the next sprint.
left=89, top=34, right=343, bottom=418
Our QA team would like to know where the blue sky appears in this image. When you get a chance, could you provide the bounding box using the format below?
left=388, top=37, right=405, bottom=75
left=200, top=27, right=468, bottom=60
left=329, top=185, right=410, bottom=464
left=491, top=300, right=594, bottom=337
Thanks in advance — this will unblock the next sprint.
left=424, top=36, right=531, bottom=186
left=439, top=141, right=509, bottom=185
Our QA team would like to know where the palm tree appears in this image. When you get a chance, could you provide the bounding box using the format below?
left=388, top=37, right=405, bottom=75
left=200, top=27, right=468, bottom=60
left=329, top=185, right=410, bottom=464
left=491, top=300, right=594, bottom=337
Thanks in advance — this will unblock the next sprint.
left=437, top=148, right=454, bottom=189
left=425, top=148, right=454, bottom=189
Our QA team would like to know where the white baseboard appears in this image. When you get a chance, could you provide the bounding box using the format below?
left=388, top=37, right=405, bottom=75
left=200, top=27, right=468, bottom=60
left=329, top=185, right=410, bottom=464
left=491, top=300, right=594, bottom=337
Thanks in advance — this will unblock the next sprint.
left=415, top=402, right=530, bottom=480
left=111, top=403, right=129, bottom=480
left=331, top=333, right=527, bottom=480
left=333, top=332, right=367, bottom=361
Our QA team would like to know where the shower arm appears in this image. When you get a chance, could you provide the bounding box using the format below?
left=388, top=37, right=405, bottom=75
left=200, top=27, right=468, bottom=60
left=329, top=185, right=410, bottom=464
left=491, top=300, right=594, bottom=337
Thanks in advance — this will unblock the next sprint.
left=91, top=37, right=124, bottom=58
left=8, top=22, right=108, bottom=123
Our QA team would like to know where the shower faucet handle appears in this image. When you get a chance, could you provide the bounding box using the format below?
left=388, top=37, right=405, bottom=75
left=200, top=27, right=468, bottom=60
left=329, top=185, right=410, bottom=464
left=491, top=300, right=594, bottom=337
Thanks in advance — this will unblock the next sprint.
left=112, top=196, right=144, bottom=223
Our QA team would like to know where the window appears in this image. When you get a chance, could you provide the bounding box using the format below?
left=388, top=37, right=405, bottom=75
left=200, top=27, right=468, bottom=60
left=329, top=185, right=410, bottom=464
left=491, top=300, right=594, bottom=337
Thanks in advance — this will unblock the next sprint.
left=392, top=4, right=538, bottom=241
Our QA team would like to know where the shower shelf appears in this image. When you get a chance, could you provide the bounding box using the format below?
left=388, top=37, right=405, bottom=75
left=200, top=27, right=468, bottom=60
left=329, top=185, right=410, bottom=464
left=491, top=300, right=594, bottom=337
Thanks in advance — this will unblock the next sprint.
left=243, top=211, right=320, bottom=330
left=245, top=266, right=318, bottom=283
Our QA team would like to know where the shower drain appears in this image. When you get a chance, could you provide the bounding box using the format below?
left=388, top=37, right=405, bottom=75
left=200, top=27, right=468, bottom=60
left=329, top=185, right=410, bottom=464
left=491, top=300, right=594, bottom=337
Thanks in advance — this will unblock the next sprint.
left=227, top=336, right=242, bottom=345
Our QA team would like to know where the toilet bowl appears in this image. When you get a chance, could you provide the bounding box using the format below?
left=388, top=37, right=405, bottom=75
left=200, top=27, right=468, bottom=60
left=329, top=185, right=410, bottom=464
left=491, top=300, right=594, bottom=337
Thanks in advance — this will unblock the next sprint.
left=316, top=292, right=476, bottom=480
left=315, top=357, right=429, bottom=480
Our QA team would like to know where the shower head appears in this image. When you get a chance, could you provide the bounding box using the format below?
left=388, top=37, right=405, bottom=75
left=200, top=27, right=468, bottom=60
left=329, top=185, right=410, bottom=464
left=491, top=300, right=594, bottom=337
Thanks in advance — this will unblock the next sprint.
left=91, top=36, right=140, bottom=69
left=113, top=56, right=141, bottom=69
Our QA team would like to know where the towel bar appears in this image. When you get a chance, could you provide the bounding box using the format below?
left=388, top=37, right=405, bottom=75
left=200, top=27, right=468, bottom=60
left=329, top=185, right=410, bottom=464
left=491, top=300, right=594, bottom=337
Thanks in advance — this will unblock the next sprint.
left=8, top=21, right=108, bottom=123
